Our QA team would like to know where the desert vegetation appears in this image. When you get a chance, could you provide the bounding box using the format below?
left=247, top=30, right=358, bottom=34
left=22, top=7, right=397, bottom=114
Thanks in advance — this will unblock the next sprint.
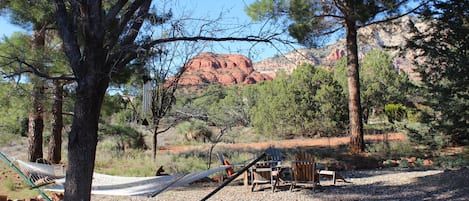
left=0, top=0, right=467, bottom=200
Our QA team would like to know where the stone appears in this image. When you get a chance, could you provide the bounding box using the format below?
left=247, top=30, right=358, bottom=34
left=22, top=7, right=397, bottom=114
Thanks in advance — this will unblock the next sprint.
left=180, top=52, right=271, bottom=86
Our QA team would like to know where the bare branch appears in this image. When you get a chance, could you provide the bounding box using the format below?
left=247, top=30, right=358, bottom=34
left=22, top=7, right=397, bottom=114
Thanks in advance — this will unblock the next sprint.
left=146, top=35, right=271, bottom=47
left=1, top=55, right=75, bottom=81
left=361, top=1, right=429, bottom=28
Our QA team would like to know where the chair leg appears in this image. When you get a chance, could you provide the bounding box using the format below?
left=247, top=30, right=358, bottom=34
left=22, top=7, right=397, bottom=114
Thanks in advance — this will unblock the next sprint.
left=251, top=183, right=256, bottom=192
left=272, top=178, right=279, bottom=192
left=332, top=172, right=336, bottom=185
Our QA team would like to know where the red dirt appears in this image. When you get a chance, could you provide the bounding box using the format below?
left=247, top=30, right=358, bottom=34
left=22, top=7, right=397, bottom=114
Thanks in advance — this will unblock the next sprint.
left=158, top=133, right=406, bottom=154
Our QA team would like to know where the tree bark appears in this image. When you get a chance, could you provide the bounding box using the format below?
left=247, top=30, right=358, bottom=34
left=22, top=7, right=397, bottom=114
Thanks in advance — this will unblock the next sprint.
left=48, top=80, right=63, bottom=164
left=345, top=20, right=365, bottom=154
left=28, top=28, right=45, bottom=162
left=64, top=66, right=108, bottom=201
left=152, top=120, right=160, bottom=159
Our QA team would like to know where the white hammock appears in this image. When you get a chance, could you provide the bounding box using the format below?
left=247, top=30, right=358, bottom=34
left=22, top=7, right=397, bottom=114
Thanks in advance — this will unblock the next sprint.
left=16, top=160, right=228, bottom=197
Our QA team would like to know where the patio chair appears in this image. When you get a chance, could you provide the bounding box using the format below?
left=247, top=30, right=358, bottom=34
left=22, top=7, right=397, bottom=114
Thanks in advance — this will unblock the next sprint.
left=250, top=146, right=282, bottom=192
left=289, top=152, right=320, bottom=191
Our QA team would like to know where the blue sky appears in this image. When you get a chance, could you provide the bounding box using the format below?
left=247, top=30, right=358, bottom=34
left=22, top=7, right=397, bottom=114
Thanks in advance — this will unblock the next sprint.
left=0, top=0, right=296, bottom=62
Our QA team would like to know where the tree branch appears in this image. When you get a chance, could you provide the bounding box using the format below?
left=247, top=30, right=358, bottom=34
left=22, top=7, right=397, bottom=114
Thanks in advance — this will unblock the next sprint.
left=105, top=0, right=128, bottom=27
left=54, top=0, right=82, bottom=75
left=119, top=0, right=151, bottom=46
left=146, top=35, right=271, bottom=48
left=2, top=56, right=76, bottom=81
left=360, top=1, right=429, bottom=28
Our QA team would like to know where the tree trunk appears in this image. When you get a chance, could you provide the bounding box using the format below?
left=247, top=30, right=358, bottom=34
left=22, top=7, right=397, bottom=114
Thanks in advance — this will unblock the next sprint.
left=152, top=120, right=160, bottom=159
left=48, top=80, right=63, bottom=164
left=345, top=20, right=365, bottom=154
left=28, top=28, right=45, bottom=162
left=63, top=64, right=108, bottom=201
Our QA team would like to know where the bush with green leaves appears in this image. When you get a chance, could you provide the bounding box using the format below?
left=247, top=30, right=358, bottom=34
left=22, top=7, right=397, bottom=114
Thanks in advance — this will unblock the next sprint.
left=405, top=122, right=449, bottom=150
left=176, top=119, right=212, bottom=143
left=406, top=0, right=469, bottom=146
left=98, top=124, right=147, bottom=150
left=384, top=103, right=407, bottom=123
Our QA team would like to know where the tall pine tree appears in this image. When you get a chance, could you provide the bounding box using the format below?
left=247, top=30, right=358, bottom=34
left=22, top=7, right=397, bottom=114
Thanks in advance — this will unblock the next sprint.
left=407, top=0, right=469, bottom=146
left=246, top=0, right=423, bottom=153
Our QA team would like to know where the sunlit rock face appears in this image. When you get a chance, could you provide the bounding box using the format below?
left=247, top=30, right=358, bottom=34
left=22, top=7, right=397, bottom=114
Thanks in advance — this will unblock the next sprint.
left=180, top=52, right=272, bottom=86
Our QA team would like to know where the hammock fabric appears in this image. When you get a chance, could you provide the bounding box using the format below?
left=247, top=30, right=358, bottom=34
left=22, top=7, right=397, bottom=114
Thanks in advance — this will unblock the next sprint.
left=16, top=160, right=228, bottom=197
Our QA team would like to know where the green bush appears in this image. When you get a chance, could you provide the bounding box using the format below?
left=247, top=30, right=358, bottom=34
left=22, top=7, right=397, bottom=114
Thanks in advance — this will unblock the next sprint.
left=366, top=141, right=420, bottom=159
left=384, top=103, right=407, bottom=123
left=4, top=178, right=16, bottom=191
left=434, top=155, right=468, bottom=169
left=99, top=124, right=147, bottom=150
left=398, top=159, right=410, bottom=168
left=176, top=119, right=212, bottom=143
left=404, top=122, right=449, bottom=150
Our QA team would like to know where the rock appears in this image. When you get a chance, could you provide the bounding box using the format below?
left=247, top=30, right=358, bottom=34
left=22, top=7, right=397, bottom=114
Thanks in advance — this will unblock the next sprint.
left=323, top=49, right=345, bottom=63
left=181, top=52, right=272, bottom=86
left=423, top=159, right=433, bottom=166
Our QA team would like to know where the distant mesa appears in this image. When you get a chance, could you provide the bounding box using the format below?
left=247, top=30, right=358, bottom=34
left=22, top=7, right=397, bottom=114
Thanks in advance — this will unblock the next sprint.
left=179, top=52, right=272, bottom=86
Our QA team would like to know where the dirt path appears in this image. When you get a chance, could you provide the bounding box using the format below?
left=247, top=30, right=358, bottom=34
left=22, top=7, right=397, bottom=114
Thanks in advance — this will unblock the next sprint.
left=158, top=133, right=405, bottom=154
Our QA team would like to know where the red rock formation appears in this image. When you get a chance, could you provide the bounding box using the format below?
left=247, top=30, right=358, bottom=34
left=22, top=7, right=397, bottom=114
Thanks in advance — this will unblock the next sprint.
left=180, top=52, right=272, bottom=86
left=323, top=49, right=345, bottom=63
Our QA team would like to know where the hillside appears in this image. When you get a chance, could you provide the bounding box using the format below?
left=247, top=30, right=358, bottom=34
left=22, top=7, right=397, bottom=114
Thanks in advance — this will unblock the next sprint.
left=179, top=16, right=425, bottom=87
left=253, top=15, right=424, bottom=81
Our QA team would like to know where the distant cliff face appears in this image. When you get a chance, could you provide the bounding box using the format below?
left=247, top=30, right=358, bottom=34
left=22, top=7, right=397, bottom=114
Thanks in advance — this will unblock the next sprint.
left=180, top=16, right=425, bottom=86
left=253, top=16, right=424, bottom=81
left=179, top=52, right=272, bottom=86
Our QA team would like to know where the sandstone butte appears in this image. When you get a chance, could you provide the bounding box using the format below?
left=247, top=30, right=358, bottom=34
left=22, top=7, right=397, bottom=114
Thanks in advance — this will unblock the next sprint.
left=178, top=52, right=272, bottom=86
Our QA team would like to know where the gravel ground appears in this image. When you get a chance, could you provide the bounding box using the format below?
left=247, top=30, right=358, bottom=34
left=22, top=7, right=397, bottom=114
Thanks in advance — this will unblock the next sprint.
left=91, top=168, right=469, bottom=201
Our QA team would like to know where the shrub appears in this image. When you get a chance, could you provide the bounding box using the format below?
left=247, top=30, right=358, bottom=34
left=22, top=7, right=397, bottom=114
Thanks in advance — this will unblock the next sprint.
left=384, top=103, right=407, bottom=123
left=434, top=155, right=468, bottom=169
left=176, top=119, right=212, bottom=143
left=4, top=178, right=16, bottom=191
left=404, top=122, right=449, bottom=150
left=398, top=159, right=410, bottom=168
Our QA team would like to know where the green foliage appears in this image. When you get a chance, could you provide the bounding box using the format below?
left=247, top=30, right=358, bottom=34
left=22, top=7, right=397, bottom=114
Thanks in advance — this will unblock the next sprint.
left=0, top=0, right=55, bottom=29
left=251, top=71, right=298, bottom=137
left=291, top=63, right=348, bottom=136
left=398, top=159, right=410, bottom=168
left=3, top=177, right=17, bottom=191
left=366, top=140, right=421, bottom=159
left=0, top=82, right=30, bottom=139
left=98, top=124, right=147, bottom=150
left=384, top=103, right=407, bottom=123
left=245, top=0, right=283, bottom=21
left=407, top=0, right=469, bottom=146
left=250, top=64, right=348, bottom=137
left=434, top=155, right=469, bottom=169
left=175, top=119, right=212, bottom=142
left=404, top=122, right=449, bottom=150
left=246, top=0, right=412, bottom=47
left=334, top=50, right=412, bottom=124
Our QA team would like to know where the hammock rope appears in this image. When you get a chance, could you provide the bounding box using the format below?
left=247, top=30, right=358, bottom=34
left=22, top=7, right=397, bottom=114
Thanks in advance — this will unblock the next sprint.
left=15, top=158, right=228, bottom=197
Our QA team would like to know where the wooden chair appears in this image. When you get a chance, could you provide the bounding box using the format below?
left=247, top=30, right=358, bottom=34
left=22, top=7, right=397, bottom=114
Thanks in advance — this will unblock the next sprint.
left=250, top=146, right=282, bottom=192
left=289, top=152, right=320, bottom=191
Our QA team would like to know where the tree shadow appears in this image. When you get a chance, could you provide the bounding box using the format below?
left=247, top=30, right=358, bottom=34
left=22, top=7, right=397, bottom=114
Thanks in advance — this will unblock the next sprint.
left=306, top=168, right=469, bottom=201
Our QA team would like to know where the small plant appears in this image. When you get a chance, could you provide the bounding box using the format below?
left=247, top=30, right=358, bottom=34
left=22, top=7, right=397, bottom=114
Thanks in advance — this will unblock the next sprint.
left=434, top=155, right=468, bottom=169
left=398, top=159, right=410, bottom=168
left=414, top=158, right=424, bottom=167
left=382, top=159, right=398, bottom=168
left=4, top=178, right=16, bottom=191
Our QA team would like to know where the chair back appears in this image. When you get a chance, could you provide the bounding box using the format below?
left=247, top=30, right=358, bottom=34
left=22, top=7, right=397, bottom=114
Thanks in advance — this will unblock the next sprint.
left=290, top=152, right=318, bottom=183
left=265, top=146, right=281, bottom=162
